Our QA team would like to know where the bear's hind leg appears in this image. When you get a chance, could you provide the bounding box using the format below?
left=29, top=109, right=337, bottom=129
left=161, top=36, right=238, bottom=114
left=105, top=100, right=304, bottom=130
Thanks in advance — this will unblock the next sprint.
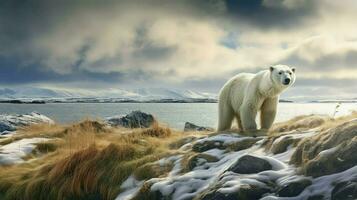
left=217, top=105, right=234, bottom=131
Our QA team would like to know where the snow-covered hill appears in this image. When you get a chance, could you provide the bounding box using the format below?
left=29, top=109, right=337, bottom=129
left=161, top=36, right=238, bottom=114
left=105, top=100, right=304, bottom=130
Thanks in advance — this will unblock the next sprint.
left=0, top=87, right=217, bottom=102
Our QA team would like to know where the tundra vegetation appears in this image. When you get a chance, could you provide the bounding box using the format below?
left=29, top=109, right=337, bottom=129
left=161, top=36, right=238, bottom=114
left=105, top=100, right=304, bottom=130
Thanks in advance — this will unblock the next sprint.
left=0, top=112, right=356, bottom=200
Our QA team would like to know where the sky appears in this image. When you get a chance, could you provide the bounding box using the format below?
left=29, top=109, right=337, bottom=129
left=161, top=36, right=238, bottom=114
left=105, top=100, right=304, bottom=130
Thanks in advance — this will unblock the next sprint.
left=1, top=0, right=357, bottom=100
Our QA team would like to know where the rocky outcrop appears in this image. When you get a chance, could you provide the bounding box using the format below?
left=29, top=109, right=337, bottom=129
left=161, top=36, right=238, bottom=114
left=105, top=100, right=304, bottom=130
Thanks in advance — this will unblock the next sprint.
left=0, top=112, right=54, bottom=134
left=106, top=110, right=155, bottom=128
left=184, top=122, right=213, bottom=132
left=290, top=119, right=357, bottom=177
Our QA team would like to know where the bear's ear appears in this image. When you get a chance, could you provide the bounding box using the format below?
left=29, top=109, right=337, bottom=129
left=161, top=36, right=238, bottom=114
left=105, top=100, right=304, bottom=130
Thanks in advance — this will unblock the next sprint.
left=270, top=66, right=274, bottom=72
left=291, top=67, right=296, bottom=73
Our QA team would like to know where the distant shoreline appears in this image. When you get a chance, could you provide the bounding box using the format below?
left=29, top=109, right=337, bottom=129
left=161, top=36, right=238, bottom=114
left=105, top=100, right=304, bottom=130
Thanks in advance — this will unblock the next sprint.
left=0, top=99, right=356, bottom=104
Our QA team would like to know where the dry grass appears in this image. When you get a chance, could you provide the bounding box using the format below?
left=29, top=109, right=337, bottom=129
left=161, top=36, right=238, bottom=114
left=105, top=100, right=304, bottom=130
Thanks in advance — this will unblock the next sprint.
left=0, top=119, right=200, bottom=200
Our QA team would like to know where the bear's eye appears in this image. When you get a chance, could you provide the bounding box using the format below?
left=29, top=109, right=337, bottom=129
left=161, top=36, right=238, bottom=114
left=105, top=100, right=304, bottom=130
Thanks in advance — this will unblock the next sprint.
left=278, top=72, right=282, bottom=75
left=289, top=72, right=292, bottom=75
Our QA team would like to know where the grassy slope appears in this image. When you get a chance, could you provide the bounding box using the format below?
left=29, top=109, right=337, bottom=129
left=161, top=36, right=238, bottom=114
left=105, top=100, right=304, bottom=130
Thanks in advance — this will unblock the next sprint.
left=0, top=112, right=356, bottom=200
left=0, top=120, right=209, bottom=200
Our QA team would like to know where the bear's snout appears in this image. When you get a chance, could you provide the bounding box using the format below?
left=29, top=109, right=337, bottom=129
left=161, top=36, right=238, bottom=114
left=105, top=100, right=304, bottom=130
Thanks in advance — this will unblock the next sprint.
left=283, top=78, right=291, bottom=85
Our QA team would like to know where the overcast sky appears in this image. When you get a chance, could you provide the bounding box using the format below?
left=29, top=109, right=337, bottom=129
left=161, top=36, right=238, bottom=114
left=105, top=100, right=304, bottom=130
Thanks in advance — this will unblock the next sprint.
left=1, top=0, right=357, bottom=100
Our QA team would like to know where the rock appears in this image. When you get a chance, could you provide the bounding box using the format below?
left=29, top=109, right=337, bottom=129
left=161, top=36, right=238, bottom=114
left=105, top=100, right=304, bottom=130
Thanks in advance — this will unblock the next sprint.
left=277, top=178, right=312, bottom=197
left=197, top=184, right=271, bottom=200
left=106, top=110, right=155, bottom=128
left=269, top=135, right=300, bottom=154
left=184, top=122, right=214, bottom=132
left=307, top=195, right=325, bottom=200
left=331, top=181, right=357, bottom=200
left=302, top=137, right=357, bottom=178
left=185, top=153, right=219, bottom=171
left=192, top=140, right=225, bottom=152
left=0, top=112, right=54, bottom=134
left=226, top=138, right=261, bottom=152
left=290, top=119, right=357, bottom=177
left=228, top=155, right=272, bottom=174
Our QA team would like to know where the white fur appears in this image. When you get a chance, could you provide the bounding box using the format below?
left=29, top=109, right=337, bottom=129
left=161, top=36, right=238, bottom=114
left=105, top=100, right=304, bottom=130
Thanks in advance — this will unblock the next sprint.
left=217, top=65, right=296, bottom=133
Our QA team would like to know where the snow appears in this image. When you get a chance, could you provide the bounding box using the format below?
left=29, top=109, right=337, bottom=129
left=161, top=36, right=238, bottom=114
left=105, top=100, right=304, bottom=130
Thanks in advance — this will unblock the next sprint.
left=117, top=125, right=357, bottom=200
left=115, top=176, right=144, bottom=200
left=261, top=166, right=357, bottom=200
left=193, top=133, right=259, bottom=146
left=0, top=86, right=217, bottom=101
left=0, top=138, right=50, bottom=165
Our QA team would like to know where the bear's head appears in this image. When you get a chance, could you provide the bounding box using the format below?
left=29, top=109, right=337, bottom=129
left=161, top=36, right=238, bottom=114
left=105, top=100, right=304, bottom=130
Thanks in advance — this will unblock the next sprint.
left=269, top=65, right=296, bottom=88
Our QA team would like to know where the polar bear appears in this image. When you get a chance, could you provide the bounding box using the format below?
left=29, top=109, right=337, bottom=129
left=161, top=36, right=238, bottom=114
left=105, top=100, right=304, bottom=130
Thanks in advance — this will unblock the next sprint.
left=217, top=65, right=296, bottom=135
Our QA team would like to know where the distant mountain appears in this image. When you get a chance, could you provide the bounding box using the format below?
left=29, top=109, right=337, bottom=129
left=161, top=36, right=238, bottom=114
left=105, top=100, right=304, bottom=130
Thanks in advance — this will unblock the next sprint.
left=0, top=87, right=217, bottom=102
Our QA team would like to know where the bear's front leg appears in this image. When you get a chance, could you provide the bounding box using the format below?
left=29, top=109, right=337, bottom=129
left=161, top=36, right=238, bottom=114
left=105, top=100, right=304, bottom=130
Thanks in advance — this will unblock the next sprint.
left=260, top=97, right=278, bottom=130
left=240, top=102, right=258, bottom=131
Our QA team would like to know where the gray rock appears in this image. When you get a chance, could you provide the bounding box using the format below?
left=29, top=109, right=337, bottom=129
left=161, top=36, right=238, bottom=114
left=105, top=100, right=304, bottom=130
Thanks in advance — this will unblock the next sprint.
left=307, top=195, right=325, bottom=200
left=186, top=153, right=219, bottom=171
left=192, top=140, right=225, bottom=152
left=184, top=122, right=213, bottom=132
left=278, top=178, right=312, bottom=197
left=106, top=110, right=155, bottom=128
left=228, top=155, right=272, bottom=174
left=0, top=112, right=54, bottom=134
left=197, top=184, right=271, bottom=200
left=331, top=181, right=357, bottom=200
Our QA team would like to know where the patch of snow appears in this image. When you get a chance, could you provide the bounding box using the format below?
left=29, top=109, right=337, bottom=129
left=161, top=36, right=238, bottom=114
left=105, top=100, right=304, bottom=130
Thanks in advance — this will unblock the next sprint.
left=318, top=146, right=339, bottom=157
left=115, top=176, right=144, bottom=200
left=0, top=138, right=50, bottom=165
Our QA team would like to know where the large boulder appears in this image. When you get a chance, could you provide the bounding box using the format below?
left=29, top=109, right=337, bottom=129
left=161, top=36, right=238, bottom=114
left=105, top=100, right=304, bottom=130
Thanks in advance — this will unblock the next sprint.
left=0, top=112, right=54, bottom=134
left=184, top=122, right=214, bottom=132
left=228, top=155, right=272, bottom=174
left=106, top=111, right=155, bottom=128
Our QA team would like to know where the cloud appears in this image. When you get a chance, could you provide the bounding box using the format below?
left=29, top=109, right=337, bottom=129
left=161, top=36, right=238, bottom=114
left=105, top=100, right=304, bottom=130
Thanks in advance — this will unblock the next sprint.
left=223, top=0, right=318, bottom=29
left=0, top=0, right=357, bottom=100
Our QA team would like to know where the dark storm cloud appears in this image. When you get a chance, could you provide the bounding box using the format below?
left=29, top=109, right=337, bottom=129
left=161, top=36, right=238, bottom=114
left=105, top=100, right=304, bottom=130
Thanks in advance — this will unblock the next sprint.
left=223, top=0, right=318, bottom=29
left=0, top=55, right=125, bottom=84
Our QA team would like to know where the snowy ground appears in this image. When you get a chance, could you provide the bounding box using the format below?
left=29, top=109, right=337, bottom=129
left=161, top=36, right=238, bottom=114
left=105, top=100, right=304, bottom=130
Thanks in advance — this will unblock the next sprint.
left=117, top=127, right=356, bottom=200
left=0, top=138, right=50, bottom=165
